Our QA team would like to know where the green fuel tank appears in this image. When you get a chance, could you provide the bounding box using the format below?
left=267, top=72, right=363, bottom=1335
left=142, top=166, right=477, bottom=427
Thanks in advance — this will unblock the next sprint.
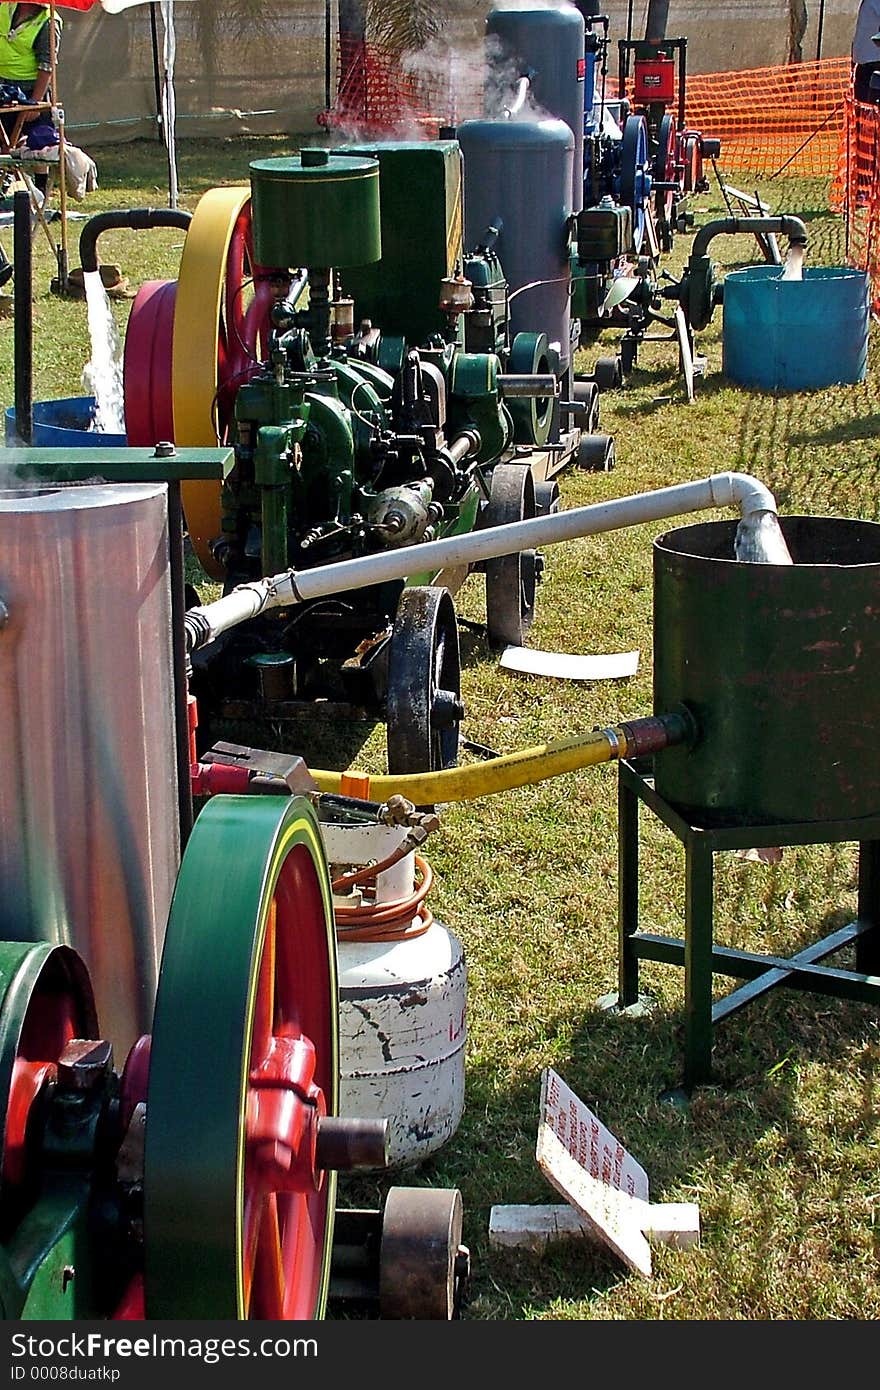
left=249, top=149, right=381, bottom=269
left=653, top=515, right=880, bottom=826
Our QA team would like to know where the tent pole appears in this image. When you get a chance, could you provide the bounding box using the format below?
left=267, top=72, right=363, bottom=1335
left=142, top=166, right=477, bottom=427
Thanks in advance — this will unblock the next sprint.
left=49, top=2, right=68, bottom=293
left=149, top=2, right=163, bottom=141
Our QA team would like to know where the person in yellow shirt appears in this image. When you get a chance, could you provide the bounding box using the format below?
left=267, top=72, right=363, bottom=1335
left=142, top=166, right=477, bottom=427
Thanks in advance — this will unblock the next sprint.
left=0, top=4, right=62, bottom=285
left=0, top=4, right=62, bottom=178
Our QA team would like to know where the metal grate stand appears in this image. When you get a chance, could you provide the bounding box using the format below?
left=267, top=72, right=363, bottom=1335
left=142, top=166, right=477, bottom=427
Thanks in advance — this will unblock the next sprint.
left=615, top=756, right=880, bottom=1097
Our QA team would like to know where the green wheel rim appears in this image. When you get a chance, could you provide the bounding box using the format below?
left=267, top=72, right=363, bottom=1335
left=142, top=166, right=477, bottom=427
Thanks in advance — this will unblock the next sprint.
left=144, top=795, right=339, bottom=1320
left=507, top=332, right=553, bottom=447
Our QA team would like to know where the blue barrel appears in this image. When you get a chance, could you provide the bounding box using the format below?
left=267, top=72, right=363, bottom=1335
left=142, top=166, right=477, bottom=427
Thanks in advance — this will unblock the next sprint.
left=722, top=266, right=870, bottom=391
left=5, top=396, right=127, bottom=446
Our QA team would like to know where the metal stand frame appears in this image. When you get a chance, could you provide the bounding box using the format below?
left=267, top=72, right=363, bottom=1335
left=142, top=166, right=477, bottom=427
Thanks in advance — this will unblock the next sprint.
left=616, top=756, right=880, bottom=1094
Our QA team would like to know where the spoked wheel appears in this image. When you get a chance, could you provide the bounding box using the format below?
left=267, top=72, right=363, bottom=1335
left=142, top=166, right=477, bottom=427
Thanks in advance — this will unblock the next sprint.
left=506, top=331, right=554, bottom=446
left=0, top=943, right=97, bottom=1200
left=483, top=463, right=538, bottom=650
left=619, top=115, right=651, bottom=253
left=386, top=586, right=463, bottom=775
left=145, top=795, right=340, bottom=1320
left=379, top=1187, right=469, bottom=1320
left=682, top=131, right=702, bottom=194
left=653, top=113, right=677, bottom=252
left=172, top=188, right=281, bottom=577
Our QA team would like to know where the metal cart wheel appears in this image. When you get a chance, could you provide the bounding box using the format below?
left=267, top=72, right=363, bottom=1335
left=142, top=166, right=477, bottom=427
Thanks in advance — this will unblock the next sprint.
left=593, top=356, right=622, bottom=392
left=577, top=433, right=615, bottom=472
left=379, top=1186, right=469, bottom=1320
left=386, top=586, right=463, bottom=775
left=144, top=795, right=339, bottom=1320
left=572, top=378, right=600, bottom=433
left=534, top=478, right=561, bottom=516
left=483, top=463, right=538, bottom=650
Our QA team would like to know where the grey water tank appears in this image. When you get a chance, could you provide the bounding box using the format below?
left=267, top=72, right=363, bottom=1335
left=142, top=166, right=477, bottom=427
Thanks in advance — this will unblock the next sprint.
left=486, top=3, right=585, bottom=212
left=459, top=117, right=574, bottom=371
left=0, top=483, right=180, bottom=1055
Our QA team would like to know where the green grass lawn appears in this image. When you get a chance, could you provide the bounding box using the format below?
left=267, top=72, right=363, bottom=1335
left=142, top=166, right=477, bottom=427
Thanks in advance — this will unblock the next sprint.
left=2, top=140, right=879, bottom=1321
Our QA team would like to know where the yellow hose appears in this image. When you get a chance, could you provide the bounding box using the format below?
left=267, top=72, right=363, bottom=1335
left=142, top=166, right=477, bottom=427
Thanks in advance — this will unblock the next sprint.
left=310, top=726, right=631, bottom=804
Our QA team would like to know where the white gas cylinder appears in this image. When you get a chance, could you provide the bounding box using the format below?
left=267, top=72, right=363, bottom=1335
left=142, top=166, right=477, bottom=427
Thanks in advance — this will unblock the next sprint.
left=320, top=819, right=467, bottom=1170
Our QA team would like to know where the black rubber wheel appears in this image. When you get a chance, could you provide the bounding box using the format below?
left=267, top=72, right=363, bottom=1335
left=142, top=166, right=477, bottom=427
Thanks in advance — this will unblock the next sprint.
left=576, top=433, right=615, bottom=472
left=572, top=378, right=600, bottom=433
left=593, top=356, right=622, bottom=392
left=386, top=586, right=463, bottom=775
left=534, top=479, right=561, bottom=516
left=483, top=463, right=537, bottom=650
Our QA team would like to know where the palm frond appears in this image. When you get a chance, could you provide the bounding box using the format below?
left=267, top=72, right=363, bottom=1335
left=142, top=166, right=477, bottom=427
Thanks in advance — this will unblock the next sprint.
left=366, top=0, right=445, bottom=55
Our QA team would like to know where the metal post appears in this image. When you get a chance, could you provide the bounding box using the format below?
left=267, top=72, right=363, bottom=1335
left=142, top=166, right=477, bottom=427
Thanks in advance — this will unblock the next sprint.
left=149, top=3, right=164, bottom=142
left=13, top=189, right=32, bottom=445
left=856, top=841, right=880, bottom=974
left=816, top=0, right=826, bottom=63
left=324, top=0, right=332, bottom=115
left=617, top=767, right=641, bottom=1006
left=167, top=478, right=194, bottom=848
left=683, top=839, right=714, bottom=1092
left=48, top=3, right=68, bottom=294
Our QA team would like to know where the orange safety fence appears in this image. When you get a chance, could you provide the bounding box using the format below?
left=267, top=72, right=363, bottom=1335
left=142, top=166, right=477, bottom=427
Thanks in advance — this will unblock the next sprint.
left=833, top=92, right=880, bottom=317
left=682, top=57, right=850, bottom=179
left=322, top=43, right=878, bottom=313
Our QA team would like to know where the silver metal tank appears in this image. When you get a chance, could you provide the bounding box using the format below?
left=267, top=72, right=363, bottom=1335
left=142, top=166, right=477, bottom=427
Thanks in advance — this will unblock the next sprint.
left=459, top=117, right=574, bottom=371
left=0, top=483, right=180, bottom=1056
left=486, top=3, right=585, bottom=212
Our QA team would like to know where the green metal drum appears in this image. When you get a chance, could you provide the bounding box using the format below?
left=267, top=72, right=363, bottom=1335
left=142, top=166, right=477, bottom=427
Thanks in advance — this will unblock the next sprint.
left=249, top=150, right=381, bottom=269
left=653, top=515, right=880, bottom=826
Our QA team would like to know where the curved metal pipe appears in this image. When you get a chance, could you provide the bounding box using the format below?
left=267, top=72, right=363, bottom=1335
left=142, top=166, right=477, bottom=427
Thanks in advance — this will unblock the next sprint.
left=183, top=470, right=780, bottom=653
left=79, top=208, right=193, bottom=274
left=691, top=216, right=808, bottom=262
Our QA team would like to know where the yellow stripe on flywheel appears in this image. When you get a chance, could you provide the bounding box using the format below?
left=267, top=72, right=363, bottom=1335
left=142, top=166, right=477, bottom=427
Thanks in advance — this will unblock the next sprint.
left=173, top=185, right=251, bottom=578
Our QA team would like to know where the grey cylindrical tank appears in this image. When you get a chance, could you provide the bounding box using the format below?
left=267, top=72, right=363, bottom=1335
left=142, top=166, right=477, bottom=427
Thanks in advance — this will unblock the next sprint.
left=459, top=118, right=574, bottom=370
left=0, top=484, right=180, bottom=1055
left=486, top=3, right=585, bottom=212
left=653, top=515, right=880, bottom=826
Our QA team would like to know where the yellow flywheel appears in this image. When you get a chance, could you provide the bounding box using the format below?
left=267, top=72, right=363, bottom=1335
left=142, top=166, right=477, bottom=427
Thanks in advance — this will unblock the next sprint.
left=172, top=186, right=277, bottom=577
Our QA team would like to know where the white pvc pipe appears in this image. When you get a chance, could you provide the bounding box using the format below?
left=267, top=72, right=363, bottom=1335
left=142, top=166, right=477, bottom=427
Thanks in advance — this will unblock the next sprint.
left=184, top=471, right=778, bottom=650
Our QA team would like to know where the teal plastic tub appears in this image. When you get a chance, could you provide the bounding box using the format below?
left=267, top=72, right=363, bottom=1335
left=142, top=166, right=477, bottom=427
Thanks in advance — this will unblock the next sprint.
left=722, top=265, right=870, bottom=391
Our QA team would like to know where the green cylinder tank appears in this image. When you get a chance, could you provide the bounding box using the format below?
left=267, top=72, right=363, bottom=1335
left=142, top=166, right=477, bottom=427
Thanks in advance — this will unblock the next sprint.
left=653, top=516, right=880, bottom=826
left=249, top=150, right=381, bottom=269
